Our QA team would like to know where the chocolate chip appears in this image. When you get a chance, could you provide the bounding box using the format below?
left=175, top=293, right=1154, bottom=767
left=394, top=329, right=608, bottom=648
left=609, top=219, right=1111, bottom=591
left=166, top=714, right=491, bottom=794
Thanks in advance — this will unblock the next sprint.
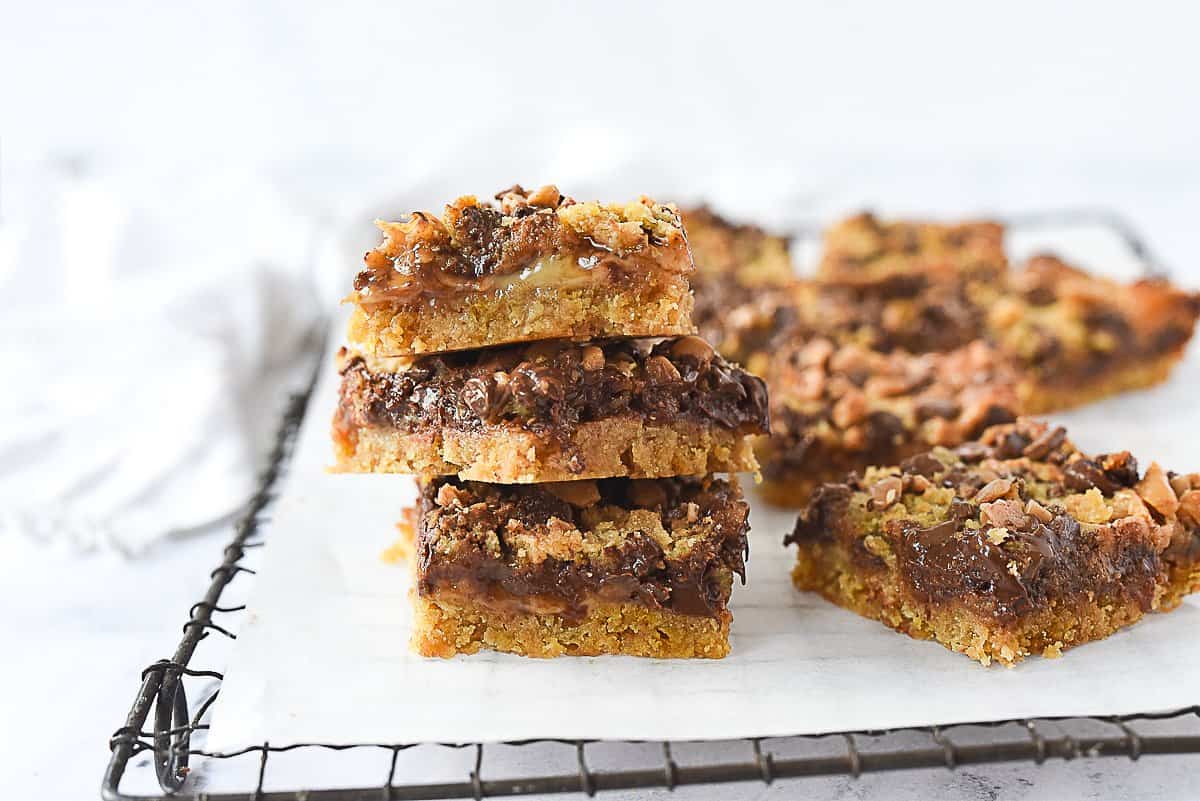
left=1062, top=459, right=1122, bottom=494
left=1023, top=285, right=1057, bottom=306
left=460, top=377, right=493, bottom=420
left=901, top=452, right=944, bottom=478
left=1097, top=451, right=1139, bottom=488
left=1022, top=426, right=1067, bottom=460
left=866, top=410, right=905, bottom=444
left=947, top=498, right=977, bottom=521
left=956, top=441, right=989, bottom=463
left=977, top=404, right=1018, bottom=430
left=916, top=398, right=961, bottom=421
left=669, top=335, right=715, bottom=363
left=992, top=430, right=1030, bottom=460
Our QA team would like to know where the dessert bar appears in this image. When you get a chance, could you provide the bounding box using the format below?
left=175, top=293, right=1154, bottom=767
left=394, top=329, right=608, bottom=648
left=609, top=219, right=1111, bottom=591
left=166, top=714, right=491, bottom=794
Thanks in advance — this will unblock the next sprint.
left=411, top=476, right=751, bottom=658
left=802, top=279, right=986, bottom=355
left=693, top=279, right=803, bottom=374
left=759, top=337, right=1020, bottom=506
left=787, top=419, right=1200, bottom=665
left=986, top=254, right=1200, bottom=412
left=817, top=211, right=1008, bottom=293
left=683, top=206, right=795, bottom=286
left=333, top=337, right=769, bottom=482
left=685, top=207, right=799, bottom=374
left=347, top=185, right=695, bottom=356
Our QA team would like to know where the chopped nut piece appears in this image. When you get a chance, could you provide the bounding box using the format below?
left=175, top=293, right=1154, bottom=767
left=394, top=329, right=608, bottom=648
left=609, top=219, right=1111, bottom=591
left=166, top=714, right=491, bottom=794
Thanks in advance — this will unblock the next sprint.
left=798, top=338, right=836, bottom=368
left=581, top=345, right=605, bottom=371
left=907, top=474, right=933, bottom=492
left=981, top=499, right=1027, bottom=529
left=832, top=390, right=868, bottom=429
left=842, top=425, right=868, bottom=451
left=865, top=374, right=914, bottom=397
left=436, top=483, right=464, bottom=507
left=974, top=478, right=1014, bottom=504
left=1025, top=499, right=1054, bottom=523
left=1170, top=474, right=1192, bottom=499
left=525, top=184, right=563, bottom=208
left=792, top=367, right=826, bottom=401
left=1178, top=490, right=1200, bottom=528
left=870, top=476, right=904, bottom=509
left=645, top=355, right=682, bottom=383
left=1137, top=462, right=1180, bottom=517
left=986, top=527, right=1010, bottom=545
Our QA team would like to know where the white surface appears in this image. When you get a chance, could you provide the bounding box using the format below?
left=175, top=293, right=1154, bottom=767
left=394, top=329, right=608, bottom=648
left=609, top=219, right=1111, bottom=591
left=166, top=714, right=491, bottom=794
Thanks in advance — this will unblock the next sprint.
left=207, top=331, right=1200, bottom=751
left=0, top=268, right=319, bottom=553
left=0, top=158, right=325, bottom=553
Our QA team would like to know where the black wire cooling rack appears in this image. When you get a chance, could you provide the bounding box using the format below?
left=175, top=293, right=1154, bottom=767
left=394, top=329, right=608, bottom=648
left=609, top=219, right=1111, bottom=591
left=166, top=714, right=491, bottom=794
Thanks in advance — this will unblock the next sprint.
left=103, top=209, right=1200, bottom=800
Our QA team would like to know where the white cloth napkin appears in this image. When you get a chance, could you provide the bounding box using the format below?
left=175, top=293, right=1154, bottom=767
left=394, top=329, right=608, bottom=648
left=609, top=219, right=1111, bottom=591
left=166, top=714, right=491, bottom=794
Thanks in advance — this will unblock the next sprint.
left=0, top=165, right=326, bottom=554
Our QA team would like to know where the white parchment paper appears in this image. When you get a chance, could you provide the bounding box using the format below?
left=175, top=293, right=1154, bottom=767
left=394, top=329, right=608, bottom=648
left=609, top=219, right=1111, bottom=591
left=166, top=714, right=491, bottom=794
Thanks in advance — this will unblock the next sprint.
left=207, top=226, right=1200, bottom=751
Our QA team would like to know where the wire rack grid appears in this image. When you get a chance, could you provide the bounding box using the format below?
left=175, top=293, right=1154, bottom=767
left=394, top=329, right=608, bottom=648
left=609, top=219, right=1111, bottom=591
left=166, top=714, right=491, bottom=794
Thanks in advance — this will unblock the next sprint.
left=102, top=209, right=1200, bottom=800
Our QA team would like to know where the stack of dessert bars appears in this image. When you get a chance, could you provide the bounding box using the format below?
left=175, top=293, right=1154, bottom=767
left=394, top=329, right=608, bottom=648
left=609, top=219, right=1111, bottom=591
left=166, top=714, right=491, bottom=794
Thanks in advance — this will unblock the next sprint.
left=333, top=186, right=769, bottom=658
left=688, top=209, right=1200, bottom=665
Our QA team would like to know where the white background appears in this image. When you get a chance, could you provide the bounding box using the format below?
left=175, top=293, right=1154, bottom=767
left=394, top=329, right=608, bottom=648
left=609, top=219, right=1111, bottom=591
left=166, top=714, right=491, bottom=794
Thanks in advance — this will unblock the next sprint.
left=2, top=2, right=1199, bottom=800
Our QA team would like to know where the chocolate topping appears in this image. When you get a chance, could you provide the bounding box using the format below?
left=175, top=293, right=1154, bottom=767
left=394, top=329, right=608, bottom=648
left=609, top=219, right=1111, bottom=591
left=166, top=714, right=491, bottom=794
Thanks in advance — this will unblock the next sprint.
left=994, top=254, right=1200, bottom=386
left=337, top=338, right=770, bottom=448
left=762, top=337, right=1019, bottom=484
left=902, top=509, right=1161, bottom=620
left=416, top=477, right=750, bottom=620
left=788, top=419, right=1190, bottom=623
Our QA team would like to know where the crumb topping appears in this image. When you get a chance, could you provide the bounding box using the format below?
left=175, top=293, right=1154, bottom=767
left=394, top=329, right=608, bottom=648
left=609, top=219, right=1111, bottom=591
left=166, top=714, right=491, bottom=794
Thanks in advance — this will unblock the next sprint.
left=416, top=476, right=750, bottom=618
left=818, top=211, right=1008, bottom=291
left=763, top=338, right=1020, bottom=478
left=336, top=336, right=769, bottom=446
left=789, top=419, right=1200, bottom=620
left=352, top=185, right=690, bottom=303
left=682, top=206, right=795, bottom=285
left=986, top=254, right=1200, bottom=384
